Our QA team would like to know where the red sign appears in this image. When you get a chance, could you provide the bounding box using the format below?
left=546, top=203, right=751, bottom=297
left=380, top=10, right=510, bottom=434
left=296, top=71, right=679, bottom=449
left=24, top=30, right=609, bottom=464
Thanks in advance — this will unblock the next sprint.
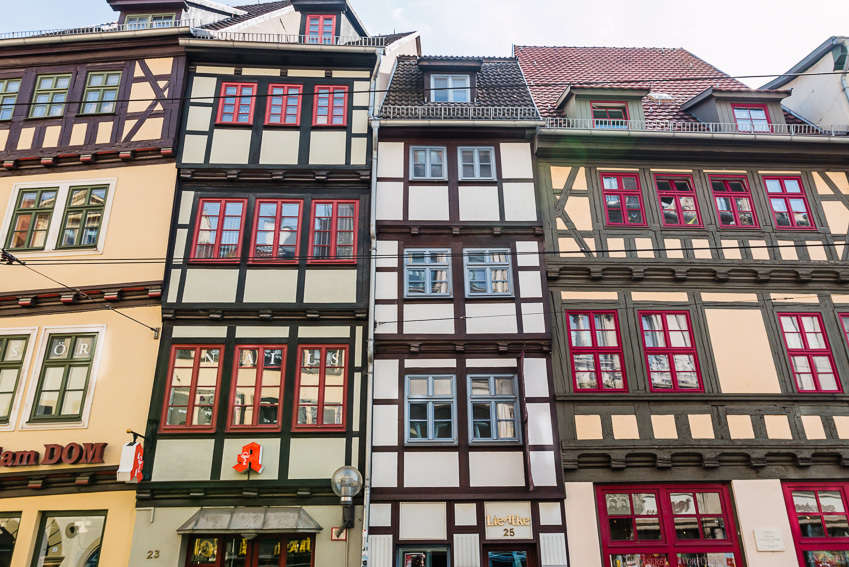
left=233, top=442, right=264, bottom=474
left=117, top=442, right=144, bottom=483
left=0, top=443, right=107, bottom=467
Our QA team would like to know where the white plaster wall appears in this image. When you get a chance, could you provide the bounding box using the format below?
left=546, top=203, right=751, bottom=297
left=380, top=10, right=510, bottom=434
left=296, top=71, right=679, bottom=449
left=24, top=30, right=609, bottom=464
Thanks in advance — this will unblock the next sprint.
left=243, top=269, right=297, bottom=302
left=376, top=182, right=404, bottom=220
left=377, top=142, right=405, bottom=177
left=151, top=440, right=215, bottom=481
left=399, top=502, right=446, bottom=540
left=309, top=130, right=347, bottom=164
left=499, top=143, right=534, bottom=178
left=527, top=403, right=554, bottom=445
left=209, top=128, right=251, bottom=164
left=372, top=405, right=399, bottom=446
left=409, top=186, right=450, bottom=220
left=465, top=303, right=517, bottom=334
left=468, top=452, right=525, bottom=486
left=459, top=186, right=500, bottom=221
left=404, top=303, right=455, bottom=334
left=287, top=437, right=346, bottom=478
left=404, top=452, right=460, bottom=487
left=503, top=182, right=538, bottom=221
left=564, top=482, right=604, bottom=567
left=183, top=268, right=239, bottom=303
left=523, top=357, right=550, bottom=398
left=371, top=452, right=397, bottom=487
left=303, top=269, right=357, bottom=303
left=732, top=479, right=798, bottom=567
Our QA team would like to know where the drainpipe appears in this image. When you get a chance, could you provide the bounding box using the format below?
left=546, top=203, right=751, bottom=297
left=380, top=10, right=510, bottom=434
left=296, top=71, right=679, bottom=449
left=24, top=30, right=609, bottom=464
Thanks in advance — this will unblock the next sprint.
left=360, top=46, right=382, bottom=567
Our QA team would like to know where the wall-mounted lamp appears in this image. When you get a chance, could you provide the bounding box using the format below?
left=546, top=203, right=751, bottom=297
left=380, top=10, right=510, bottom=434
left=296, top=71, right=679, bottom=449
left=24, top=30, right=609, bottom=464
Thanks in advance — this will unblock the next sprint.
left=331, top=466, right=363, bottom=538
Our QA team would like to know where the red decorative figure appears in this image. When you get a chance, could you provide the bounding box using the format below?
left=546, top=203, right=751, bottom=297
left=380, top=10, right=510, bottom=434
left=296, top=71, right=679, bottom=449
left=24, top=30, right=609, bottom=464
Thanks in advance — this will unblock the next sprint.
left=233, top=442, right=264, bottom=474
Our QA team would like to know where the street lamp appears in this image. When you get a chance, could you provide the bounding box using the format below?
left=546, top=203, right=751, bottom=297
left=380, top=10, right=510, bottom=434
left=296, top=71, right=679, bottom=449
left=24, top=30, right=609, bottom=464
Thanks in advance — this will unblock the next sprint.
left=331, top=466, right=363, bottom=537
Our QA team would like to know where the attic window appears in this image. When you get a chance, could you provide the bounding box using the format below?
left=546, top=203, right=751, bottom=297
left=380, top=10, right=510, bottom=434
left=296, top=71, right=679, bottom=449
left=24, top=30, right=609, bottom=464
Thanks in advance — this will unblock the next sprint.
left=125, top=14, right=175, bottom=29
left=306, top=15, right=336, bottom=44
left=591, top=101, right=629, bottom=129
left=430, top=75, right=470, bottom=103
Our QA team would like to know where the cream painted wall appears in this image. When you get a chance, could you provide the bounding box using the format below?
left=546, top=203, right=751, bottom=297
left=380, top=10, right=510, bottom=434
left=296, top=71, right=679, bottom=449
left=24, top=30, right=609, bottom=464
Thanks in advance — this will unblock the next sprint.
left=499, top=143, right=534, bottom=179
left=288, top=437, right=346, bottom=478
left=465, top=303, right=517, bottom=334
left=468, top=451, right=525, bottom=486
left=564, top=483, right=604, bottom=567
left=409, top=186, right=450, bottom=220
left=0, top=164, right=176, bottom=293
left=259, top=129, right=300, bottom=164
left=209, top=128, right=252, bottom=164
left=503, top=182, right=537, bottom=221
left=243, top=269, right=298, bottom=302
left=152, top=439, right=215, bottom=481
left=732, top=479, right=798, bottom=567
left=399, top=502, right=446, bottom=540
left=458, top=186, right=500, bottom=221
left=377, top=142, right=405, bottom=178
left=404, top=304, right=455, bottom=334
left=309, top=130, right=347, bottom=164
left=781, top=52, right=849, bottom=126
left=705, top=309, right=781, bottom=393
left=302, top=269, right=357, bottom=303
left=183, top=268, right=239, bottom=303
left=404, top=452, right=460, bottom=487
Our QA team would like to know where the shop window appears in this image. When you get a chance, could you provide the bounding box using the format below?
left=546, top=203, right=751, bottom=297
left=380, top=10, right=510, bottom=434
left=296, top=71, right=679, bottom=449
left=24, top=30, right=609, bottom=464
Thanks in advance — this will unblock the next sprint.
left=312, top=85, right=347, bottom=126
left=654, top=175, right=702, bottom=227
left=191, top=199, right=247, bottom=262
left=228, top=346, right=286, bottom=430
left=410, top=146, right=446, bottom=180
left=566, top=311, right=626, bottom=391
left=30, top=74, right=71, bottom=118
left=404, top=249, right=452, bottom=297
left=468, top=374, right=520, bottom=443
left=0, top=78, right=21, bottom=120
left=458, top=146, right=495, bottom=180
left=308, top=200, right=357, bottom=263
left=464, top=248, right=512, bottom=297
left=639, top=311, right=702, bottom=392
left=217, top=82, right=256, bottom=124
left=125, top=13, right=176, bottom=29
left=80, top=71, right=121, bottom=114
left=597, top=485, right=741, bottom=567
left=709, top=176, right=758, bottom=228
left=778, top=313, right=840, bottom=392
left=265, top=84, right=302, bottom=125
left=0, top=515, right=19, bottom=566
left=293, top=345, right=347, bottom=430
left=33, top=513, right=105, bottom=567
left=405, top=375, right=456, bottom=444
left=5, top=188, right=57, bottom=251
left=0, top=335, right=28, bottom=423
left=784, top=483, right=849, bottom=567
left=398, top=547, right=450, bottom=567
left=30, top=334, right=97, bottom=422
left=186, top=535, right=314, bottom=567
left=305, top=14, right=336, bottom=44
left=732, top=104, right=771, bottom=132
left=250, top=199, right=302, bottom=263
left=430, top=74, right=471, bottom=103
left=57, top=185, right=108, bottom=249
left=161, top=346, right=222, bottom=431
left=591, top=101, right=629, bottom=129
left=601, top=173, right=646, bottom=226
left=763, top=176, right=815, bottom=230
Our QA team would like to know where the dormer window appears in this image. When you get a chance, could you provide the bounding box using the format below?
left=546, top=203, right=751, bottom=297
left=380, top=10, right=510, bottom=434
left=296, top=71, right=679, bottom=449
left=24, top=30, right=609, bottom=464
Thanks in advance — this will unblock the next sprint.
left=591, top=101, right=629, bottom=129
left=306, top=15, right=336, bottom=44
left=125, top=13, right=175, bottom=29
left=732, top=104, right=770, bottom=132
left=431, top=75, right=470, bottom=103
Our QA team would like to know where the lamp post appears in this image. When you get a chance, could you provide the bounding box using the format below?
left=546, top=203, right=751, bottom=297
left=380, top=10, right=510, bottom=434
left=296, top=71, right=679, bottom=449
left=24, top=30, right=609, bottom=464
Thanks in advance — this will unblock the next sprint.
left=331, top=465, right=363, bottom=538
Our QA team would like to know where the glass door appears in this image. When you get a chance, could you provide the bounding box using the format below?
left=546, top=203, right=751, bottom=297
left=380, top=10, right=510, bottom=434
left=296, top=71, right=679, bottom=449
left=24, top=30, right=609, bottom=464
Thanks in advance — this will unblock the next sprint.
left=483, top=545, right=537, bottom=567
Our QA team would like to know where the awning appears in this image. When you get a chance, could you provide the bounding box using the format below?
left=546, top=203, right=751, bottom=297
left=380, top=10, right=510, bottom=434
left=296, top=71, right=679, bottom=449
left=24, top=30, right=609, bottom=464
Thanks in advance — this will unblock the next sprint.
left=177, top=507, right=323, bottom=535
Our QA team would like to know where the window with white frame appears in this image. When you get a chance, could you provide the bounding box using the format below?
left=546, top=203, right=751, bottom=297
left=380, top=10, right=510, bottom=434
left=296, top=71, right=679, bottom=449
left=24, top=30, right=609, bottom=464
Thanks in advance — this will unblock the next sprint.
left=464, top=249, right=512, bottom=296
left=469, top=374, right=520, bottom=443
left=406, top=375, right=456, bottom=444
left=404, top=249, right=452, bottom=297
left=1, top=179, right=115, bottom=255
left=125, top=13, right=176, bottom=29
left=458, top=147, right=495, bottom=180
left=430, top=74, right=470, bottom=103
left=410, top=146, right=446, bottom=180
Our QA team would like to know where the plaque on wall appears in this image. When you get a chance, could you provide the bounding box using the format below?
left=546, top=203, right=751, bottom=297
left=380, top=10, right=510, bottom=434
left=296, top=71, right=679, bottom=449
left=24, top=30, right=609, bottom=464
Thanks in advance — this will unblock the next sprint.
left=754, top=529, right=785, bottom=552
left=484, top=502, right=533, bottom=540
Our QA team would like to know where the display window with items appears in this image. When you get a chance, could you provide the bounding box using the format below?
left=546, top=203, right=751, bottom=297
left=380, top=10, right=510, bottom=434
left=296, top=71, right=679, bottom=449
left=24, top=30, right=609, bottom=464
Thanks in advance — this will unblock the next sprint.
left=397, top=547, right=449, bottom=567
left=596, top=484, right=742, bottom=567
left=783, top=483, right=849, bottom=567
left=32, top=512, right=106, bottom=567
left=186, top=535, right=314, bottom=567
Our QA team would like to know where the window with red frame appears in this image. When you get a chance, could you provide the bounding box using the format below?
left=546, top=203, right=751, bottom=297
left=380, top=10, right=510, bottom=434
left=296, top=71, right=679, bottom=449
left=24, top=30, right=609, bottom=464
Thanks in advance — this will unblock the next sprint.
left=192, top=199, right=246, bottom=261
left=312, top=86, right=347, bottom=126
left=597, top=485, right=742, bottom=567
left=305, top=14, right=335, bottom=44
left=162, top=346, right=221, bottom=431
left=186, top=534, right=314, bottom=567
left=732, top=104, right=771, bottom=132
left=229, top=346, right=286, bottom=430
left=763, top=176, right=815, bottom=230
left=566, top=311, right=627, bottom=391
left=293, top=345, right=347, bottom=430
left=710, top=176, right=758, bottom=228
left=783, top=483, right=849, bottom=567
left=639, top=311, right=702, bottom=392
left=655, top=176, right=702, bottom=227
left=309, top=200, right=357, bottom=262
left=601, top=173, right=646, bottom=226
left=265, top=84, right=301, bottom=125
left=840, top=314, right=849, bottom=350
left=251, top=200, right=302, bottom=263
left=216, top=82, right=256, bottom=124
left=591, top=101, right=629, bottom=129
left=778, top=313, right=840, bottom=392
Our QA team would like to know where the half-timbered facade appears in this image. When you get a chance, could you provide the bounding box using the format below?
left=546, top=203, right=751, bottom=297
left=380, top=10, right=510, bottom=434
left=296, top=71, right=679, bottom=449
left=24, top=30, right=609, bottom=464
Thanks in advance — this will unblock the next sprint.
left=127, top=3, right=419, bottom=566
left=0, top=3, right=192, bottom=566
left=367, top=55, right=567, bottom=567
left=516, top=45, right=849, bottom=567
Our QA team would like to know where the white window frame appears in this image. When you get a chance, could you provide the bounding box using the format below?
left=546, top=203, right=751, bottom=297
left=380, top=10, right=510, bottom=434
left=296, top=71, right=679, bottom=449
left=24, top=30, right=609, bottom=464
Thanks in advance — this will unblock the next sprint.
left=404, top=248, right=452, bottom=298
left=405, top=374, right=457, bottom=445
left=458, top=146, right=495, bottom=180
left=0, top=177, right=117, bottom=258
left=125, top=13, right=176, bottom=29
left=18, top=325, right=106, bottom=431
left=463, top=248, right=513, bottom=297
left=0, top=327, right=37, bottom=432
left=409, top=146, right=447, bottom=180
left=468, top=374, right=521, bottom=444
left=430, top=74, right=471, bottom=103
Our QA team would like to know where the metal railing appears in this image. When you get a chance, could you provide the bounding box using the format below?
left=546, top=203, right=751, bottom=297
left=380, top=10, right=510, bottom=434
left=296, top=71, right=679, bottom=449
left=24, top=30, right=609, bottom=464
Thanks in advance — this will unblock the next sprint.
left=542, top=118, right=849, bottom=136
left=380, top=105, right=540, bottom=120
left=201, top=31, right=386, bottom=47
left=0, top=19, right=196, bottom=40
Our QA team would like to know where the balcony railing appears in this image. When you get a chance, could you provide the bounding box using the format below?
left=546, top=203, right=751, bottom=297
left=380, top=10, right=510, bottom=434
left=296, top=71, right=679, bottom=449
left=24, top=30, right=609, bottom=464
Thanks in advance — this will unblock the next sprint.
left=0, top=19, right=195, bottom=40
left=380, top=105, right=540, bottom=121
left=199, top=31, right=386, bottom=47
left=543, top=118, right=849, bottom=136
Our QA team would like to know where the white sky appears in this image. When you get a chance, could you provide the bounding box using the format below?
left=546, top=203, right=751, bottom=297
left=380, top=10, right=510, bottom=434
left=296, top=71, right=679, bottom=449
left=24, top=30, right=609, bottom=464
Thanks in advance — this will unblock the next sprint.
left=5, top=0, right=849, bottom=87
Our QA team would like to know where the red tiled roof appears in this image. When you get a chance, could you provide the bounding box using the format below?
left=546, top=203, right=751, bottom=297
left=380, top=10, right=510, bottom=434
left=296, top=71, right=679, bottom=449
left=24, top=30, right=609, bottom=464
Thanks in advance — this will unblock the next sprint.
left=513, top=46, right=784, bottom=122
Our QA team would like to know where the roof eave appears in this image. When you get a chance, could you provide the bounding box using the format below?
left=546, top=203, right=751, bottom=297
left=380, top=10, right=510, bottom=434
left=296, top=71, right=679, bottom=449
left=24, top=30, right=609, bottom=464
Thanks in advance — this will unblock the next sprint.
left=762, top=36, right=844, bottom=89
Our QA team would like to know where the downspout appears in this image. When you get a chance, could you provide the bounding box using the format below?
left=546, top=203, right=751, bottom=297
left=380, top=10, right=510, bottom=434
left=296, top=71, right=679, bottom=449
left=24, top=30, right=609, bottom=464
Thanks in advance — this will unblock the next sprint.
left=360, top=46, right=382, bottom=567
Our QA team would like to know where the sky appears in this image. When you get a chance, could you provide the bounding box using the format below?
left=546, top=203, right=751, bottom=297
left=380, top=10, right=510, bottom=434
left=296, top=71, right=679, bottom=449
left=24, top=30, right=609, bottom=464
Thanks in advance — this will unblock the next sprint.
left=4, top=0, right=849, bottom=88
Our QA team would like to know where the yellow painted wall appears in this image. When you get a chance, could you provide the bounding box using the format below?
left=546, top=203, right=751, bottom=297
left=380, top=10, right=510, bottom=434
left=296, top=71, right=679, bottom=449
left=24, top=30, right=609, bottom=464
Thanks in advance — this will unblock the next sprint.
left=705, top=309, right=781, bottom=394
left=0, top=163, right=176, bottom=294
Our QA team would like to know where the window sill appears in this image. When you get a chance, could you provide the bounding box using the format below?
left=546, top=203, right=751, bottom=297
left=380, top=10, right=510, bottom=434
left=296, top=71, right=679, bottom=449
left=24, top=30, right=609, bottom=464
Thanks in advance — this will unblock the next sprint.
left=464, top=294, right=515, bottom=300
left=159, top=425, right=217, bottom=434
left=76, top=112, right=118, bottom=118
left=263, top=122, right=302, bottom=128
left=24, top=115, right=66, bottom=122
left=291, top=425, right=347, bottom=433
left=409, top=177, right=448, bottom=183
left=188, top=259, right=242, bottom=265
left=311, top=123, right=348, bottom=128
left=214, top=121, right=254, bottom=127
left=404, top=440, right=458, bottom=447
left=306, top=260, right=358, bottom=266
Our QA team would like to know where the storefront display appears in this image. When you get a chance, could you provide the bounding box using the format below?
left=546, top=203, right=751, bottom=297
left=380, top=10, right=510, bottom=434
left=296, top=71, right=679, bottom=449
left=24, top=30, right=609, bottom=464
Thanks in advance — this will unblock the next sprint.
left=784, top=483, right=849, bottom=567
left=187, top=535, right=314, bottom=567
